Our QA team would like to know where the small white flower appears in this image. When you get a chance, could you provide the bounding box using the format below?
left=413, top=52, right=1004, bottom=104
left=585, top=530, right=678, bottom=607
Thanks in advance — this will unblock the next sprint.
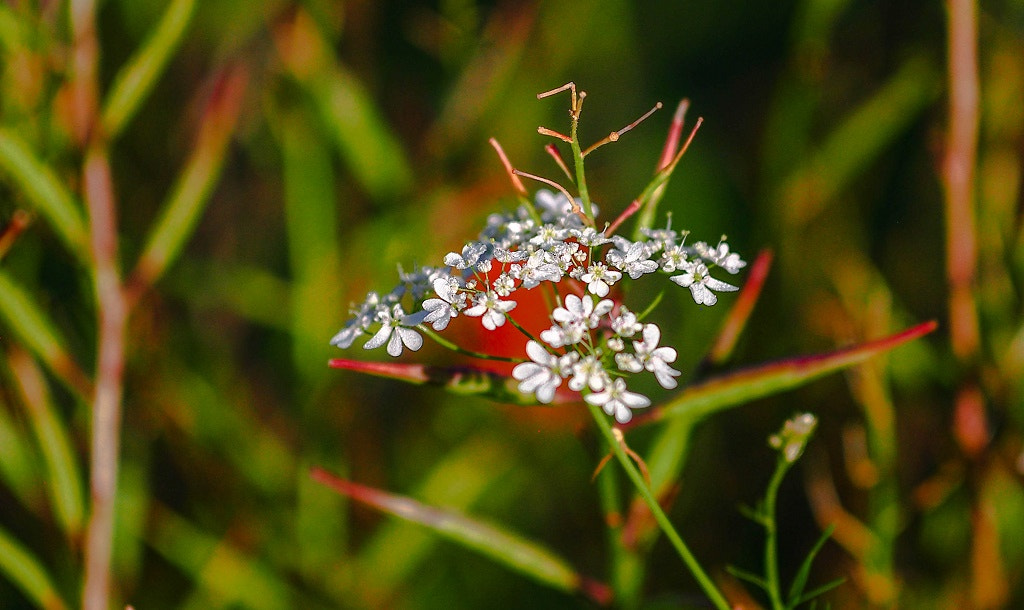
left=540, top=323, right=585, bottom=348
left=519, top=251, right=563, bottom=289
left=701, top=241, right=746, bottom=274
left=769, top=413, right=818, bottom=463
left=444, top=242, right=489, bottom=270
left=421, top=277, right=466, bottom=331
left=331, top=292, right=384, bottom=348
left=704, top=242, right=745, bottom=274
left=512, top=340, right=577, bottom=403
left=530, top=223, right=570, bottom=247
left=572, top=226, right=612, bottom=247
left=670, top=262, right=738, bottom=306
left=607, top=240, right=658, bottom=279
left=547, top=241, right=581, bottom=274
left=641, top=223, right=679, bottom=250
left=610, top=306, right=643, bottom=338
left=362, top=304, right=424, bottom=357
left=580, top=262, right=621, bottom=297
left=659, top=244, right=689, bottom=273
left=552, top=294, right=613, bottom=329
left=464, top=290, right=517, bottom=330
left=568, top=354, right=608, bottom=392
left=493, top=272, right=516, bottom=297
left=494, top=247, right=529, bottom=263
left=614, top=323, right=681, bottom=389
left=585, top=378, right=650, bottom=424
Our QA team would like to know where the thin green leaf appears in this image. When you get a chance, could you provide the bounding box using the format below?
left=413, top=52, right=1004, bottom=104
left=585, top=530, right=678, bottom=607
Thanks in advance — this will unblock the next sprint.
left=280, top=109, right=342, bottom=390
left=787, top=524, right=836, bottom=606
left=0, top=128, right=89, bottom=262
left=642, top=321, right=937, bottom=426
left=0, top=269, right=91, bottom=398
left=311, top=467, right=610, bottom=605
left=128, top=65, right=247, bottom=302
left=275, top=12, right=411, bottom=200
left=778, top=55, right=939, bottom=224
left=102, top=0, right=198, bottom=138
left=0, top=397, right=39, bottom=505
left=793, top=577, right=846, bottom=607
left=7, top=347, right=85, bottom=539
left=725, top=565, right=769, bottom=592
left=0, top=524, right=69, bottom=610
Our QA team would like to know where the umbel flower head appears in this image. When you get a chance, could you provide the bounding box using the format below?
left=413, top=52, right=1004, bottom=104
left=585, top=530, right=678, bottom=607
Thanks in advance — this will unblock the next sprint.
left=331, top=84, right=746, bottom=424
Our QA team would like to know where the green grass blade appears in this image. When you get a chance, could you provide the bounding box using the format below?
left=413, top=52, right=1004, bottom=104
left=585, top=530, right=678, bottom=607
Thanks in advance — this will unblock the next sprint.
left=355, top=436, right=516, bottom=604
left=102, top=0, right=198, bottom=139
left=778, top=55, right=940, bottom=225
left=276, top=12, right=411, bottom=200
left=0, top=524, right=69, bottom=610
left=0, top=395, right=41, bottom=507
left=280, top=110, right=341, bottom=390
left=0, top=128, right=89, bottom=262
left=129, top=65, right=247, bottom=297
left=311, top=467, right=610, bottom=605
left=787, top=524, right=836, bottom=607
left=7, top=347, right=85, bottom=539
left=0, top=269, right=91, bottom=398
left=644, top=321, right=937, bottom=425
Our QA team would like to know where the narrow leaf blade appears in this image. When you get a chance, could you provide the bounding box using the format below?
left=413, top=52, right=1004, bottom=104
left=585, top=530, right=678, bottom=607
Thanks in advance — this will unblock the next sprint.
left=311, top=468, right=610, bottom=604
left=642, top=320, right=937, bottom=426
left=0, top=128, right=88, bottom=262
left=102, top=0, right=198, bottom=138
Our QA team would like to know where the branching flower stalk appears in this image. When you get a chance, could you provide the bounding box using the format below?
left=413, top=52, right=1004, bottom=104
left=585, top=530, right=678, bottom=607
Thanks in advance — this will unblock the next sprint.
left=331, top=84, right=745, bottom=604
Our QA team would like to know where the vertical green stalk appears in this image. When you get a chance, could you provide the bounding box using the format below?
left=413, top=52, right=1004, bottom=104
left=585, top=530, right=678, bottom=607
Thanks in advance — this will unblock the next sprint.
left=569, top=114, right=594, bottom=221
left=587, top=403, right=730, bottom=610
left=763, top=455, right=790, bottom=610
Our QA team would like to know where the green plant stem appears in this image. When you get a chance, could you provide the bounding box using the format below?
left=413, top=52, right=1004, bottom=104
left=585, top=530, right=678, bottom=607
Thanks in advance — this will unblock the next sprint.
left=764, top=456, right=791, bottom=610
left=587, top=403, right=730, bottom=610
left=569, top=115, right=594, bottom=222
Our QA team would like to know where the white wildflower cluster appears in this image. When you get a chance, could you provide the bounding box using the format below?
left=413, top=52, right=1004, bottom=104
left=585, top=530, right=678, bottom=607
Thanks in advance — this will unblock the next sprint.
left=331, top=189, right=745, bottom=423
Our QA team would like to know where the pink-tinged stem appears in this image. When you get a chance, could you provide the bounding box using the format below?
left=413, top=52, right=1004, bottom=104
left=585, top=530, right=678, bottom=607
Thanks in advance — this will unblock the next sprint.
left=943, top=0, right=980, bottom=362
left=488, top=138, right=528, bottom=195
left=706, top=249, right=773, bottom=364
left=71, top=1, right=128, bottom=606
left=310, top=467, right=612, bottom=605
left=657, top=99, right=689, bottom=171
left=606, top=199, right=642, bottom=236
left=82, top=147, right=127, bottom=610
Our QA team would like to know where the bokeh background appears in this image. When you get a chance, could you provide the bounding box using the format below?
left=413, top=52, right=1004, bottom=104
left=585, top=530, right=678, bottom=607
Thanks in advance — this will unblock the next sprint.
left=1, top=0, right=1023, bottom=608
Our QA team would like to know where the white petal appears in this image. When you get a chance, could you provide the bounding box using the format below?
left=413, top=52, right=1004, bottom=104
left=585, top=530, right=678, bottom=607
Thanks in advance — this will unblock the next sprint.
left=386, top=331, right=404, bottom=357
left=705, top=277, right=739, bottom=292
left=363, top=325, right=392, bottom=350
left=397, top=327, right=423, bottom=351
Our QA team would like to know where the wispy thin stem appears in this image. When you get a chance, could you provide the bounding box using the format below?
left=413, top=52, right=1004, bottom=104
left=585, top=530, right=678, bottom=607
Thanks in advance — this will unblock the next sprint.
left=587, top=404, right=730, bottom=610
left=72, top=1, right=129, bottom=608
left=942, top=0, right=980, bottom=363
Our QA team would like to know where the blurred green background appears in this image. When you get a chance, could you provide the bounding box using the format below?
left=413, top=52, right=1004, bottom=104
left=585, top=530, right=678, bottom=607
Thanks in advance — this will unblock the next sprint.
left=1, top=0, right=1023, bottom=608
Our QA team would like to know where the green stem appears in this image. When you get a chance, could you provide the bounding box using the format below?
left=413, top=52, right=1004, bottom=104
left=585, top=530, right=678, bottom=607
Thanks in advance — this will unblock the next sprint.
left=764, top=457, right=790, bottom=610
left=587, top=403, right=730, bottom=610
left=418, top=325, right=524, bottom=363
left=569, top=116, right=594, bottom=222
